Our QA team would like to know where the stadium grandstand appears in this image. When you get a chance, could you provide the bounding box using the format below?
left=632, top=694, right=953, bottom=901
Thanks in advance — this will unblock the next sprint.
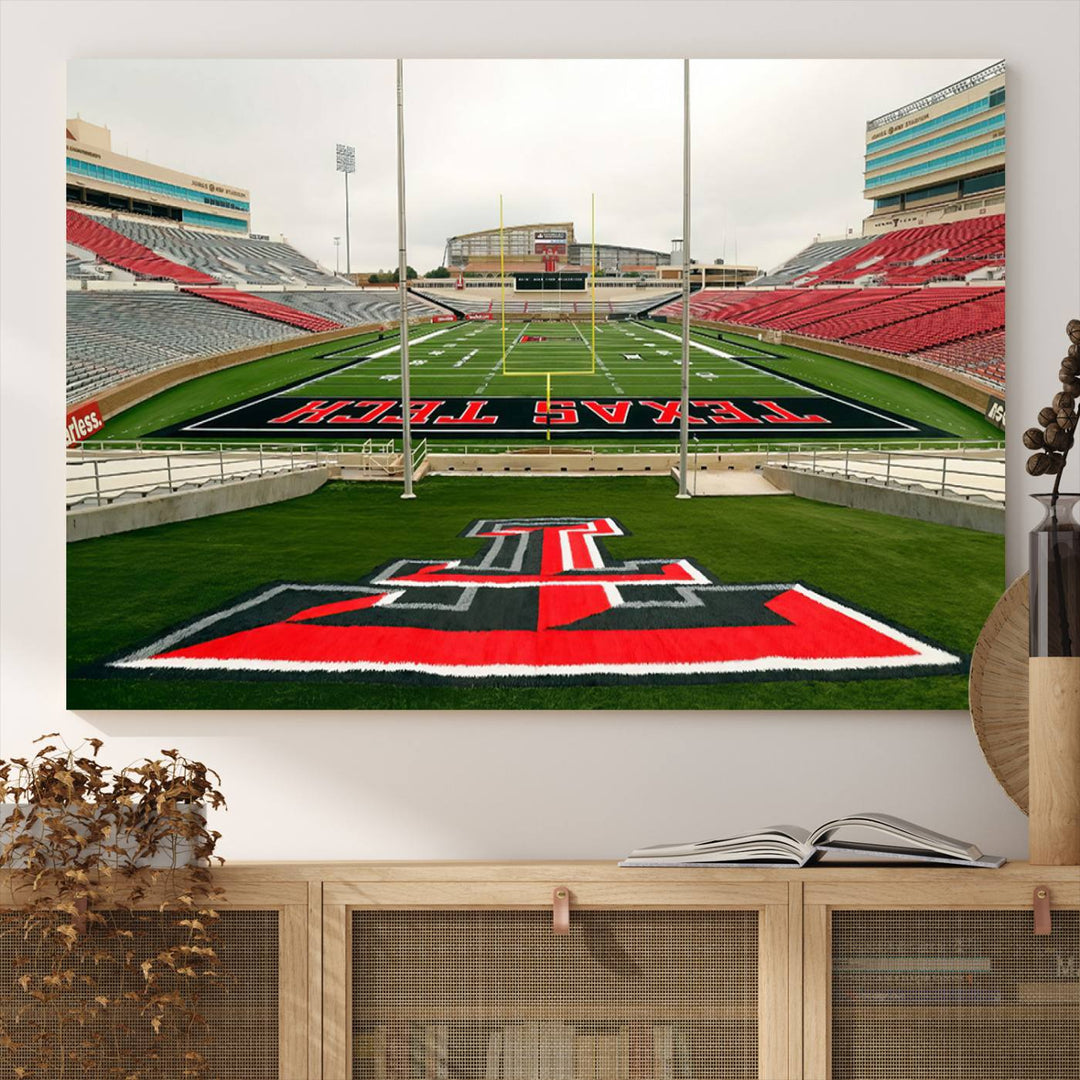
left=655, top=281, right=1004, bottom=388
left=862, top=61, right=1005, bottom=237
left=66, top=116, right=251, bottom=233
left=444, top=221, right=674, bottom=274
left=65, top=197, right=444, bottom=400
left=411, top=282, right=681, bottom=316
left=660, top=63, right=1006, bottom=390
left=66, top=291, right=298, bottom=403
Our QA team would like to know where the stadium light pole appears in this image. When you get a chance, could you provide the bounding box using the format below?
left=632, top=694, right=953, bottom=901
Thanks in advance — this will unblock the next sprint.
left=333, top=235, right=341, bottom=275
left=677, top=58, right=692, bottom=499
left=396, top=59, right=416, bottom=500
left=335, top=144, right=355, bottom=277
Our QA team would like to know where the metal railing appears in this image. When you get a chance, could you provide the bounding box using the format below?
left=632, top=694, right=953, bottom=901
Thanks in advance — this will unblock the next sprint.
left=412, top=438, right=428, bottom=474
left=66, top=447, right=329, bottom=509
left=73, top=436, right=1005, bottom=461
left=421, top=437, right=1005, bottom=457
left=765, top=446, right=1005, bottom=503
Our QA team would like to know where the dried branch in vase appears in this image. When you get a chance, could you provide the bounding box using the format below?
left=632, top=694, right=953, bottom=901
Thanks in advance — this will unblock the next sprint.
left=1024, top=319, right=1080, bottom=489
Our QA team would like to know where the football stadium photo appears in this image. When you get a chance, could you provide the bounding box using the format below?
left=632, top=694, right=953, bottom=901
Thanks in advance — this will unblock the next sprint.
left=64, top=58, right=1007, bottom=711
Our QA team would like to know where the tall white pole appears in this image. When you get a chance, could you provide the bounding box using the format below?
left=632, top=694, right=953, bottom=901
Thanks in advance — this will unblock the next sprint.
left=677, top=58, right=692, bottom=499
left=396, top=59, right=415, bottom=499
left=344, top=171, right=351, bottom=276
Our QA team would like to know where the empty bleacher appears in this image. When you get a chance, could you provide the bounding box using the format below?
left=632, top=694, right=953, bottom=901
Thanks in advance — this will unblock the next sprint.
left=655, top=283, right=1005, bottom=388
left=277, top=290, right=444, bottom=325
left=917, top=329, right=1005, bottom=386
left=67, top=209, right=218, bottom=284
left=793, top=288, right=979, bottom=340
left=180, top=287, right=342, bottom=333
left=751, top=237, right=873, bottom=287
left=848, top=291, right=1005, bottom=354
left=796, top=215, right=1004, bottom=286
left=66, top=291, right=299, bottom=403
left=97, top=215, right=346, bottom=287
left=410, top=287, right=679, bottom=316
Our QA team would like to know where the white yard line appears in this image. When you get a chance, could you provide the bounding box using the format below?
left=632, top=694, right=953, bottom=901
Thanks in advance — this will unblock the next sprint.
left=594, top=355, right=624, bottom=394
left=184, top=327, right=459, bottom=430
left=638, top=322, right=920, bottom=431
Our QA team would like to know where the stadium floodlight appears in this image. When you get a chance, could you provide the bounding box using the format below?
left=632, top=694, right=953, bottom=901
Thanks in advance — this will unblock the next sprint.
left=336, top=143, right=356, bottom=276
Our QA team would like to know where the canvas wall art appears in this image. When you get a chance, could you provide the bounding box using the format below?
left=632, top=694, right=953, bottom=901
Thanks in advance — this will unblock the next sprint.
left=65, top=58, right=1007, bottom=710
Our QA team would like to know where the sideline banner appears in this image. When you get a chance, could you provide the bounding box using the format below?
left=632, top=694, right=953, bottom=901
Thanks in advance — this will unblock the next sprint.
left=66, top=401, right=104, bottom=445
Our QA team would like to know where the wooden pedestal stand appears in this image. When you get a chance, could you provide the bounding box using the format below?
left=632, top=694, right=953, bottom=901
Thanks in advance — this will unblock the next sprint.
left=1029, top=656, right=1080, bottom=864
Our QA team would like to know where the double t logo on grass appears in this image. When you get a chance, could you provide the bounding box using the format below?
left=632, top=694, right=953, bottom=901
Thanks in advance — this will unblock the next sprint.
left=104, top=516, right=965, bottom=685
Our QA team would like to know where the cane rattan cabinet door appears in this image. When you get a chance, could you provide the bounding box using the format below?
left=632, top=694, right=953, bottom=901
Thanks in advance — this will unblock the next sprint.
left=324, top=872, right=791, bottom=1080
left=804, top=871, right=1080, bottom=1080
left=0, top=877, right=311, bottom=1080
left=0, top=906, right=295, bottom=1080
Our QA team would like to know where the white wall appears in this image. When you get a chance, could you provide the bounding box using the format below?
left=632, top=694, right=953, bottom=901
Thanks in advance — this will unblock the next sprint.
left=2, top=0, right=1078, bottom=862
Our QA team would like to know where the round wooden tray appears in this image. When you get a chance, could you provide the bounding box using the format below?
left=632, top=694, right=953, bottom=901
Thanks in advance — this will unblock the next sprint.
left=969, top=573, right=1029, bottom=814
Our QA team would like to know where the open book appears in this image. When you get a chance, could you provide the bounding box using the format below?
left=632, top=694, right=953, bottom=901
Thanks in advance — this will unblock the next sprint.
left=620, top=812, right=1006, bottom=868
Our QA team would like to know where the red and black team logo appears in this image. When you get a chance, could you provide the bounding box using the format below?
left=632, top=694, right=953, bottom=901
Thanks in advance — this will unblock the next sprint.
left=104, top=517, right=965, bottom=685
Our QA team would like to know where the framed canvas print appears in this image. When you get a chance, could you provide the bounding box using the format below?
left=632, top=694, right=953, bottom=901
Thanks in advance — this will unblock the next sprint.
left=64, top=58, right=1007, bottom=710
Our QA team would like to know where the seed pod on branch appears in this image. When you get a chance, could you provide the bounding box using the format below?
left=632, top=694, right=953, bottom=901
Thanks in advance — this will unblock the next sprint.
left=1069, top=342, right=1078, bottom=360
left=1062, top=355, right=1079, bottom=378
left=1045, top=451, right=1066, bottom=474
left=1027, top=451, right=1051, bottom=476
left=1068, top=319, right=1080, bottom=344
left=1058, top=408, right=1077, bottom=426
left=1062, top=377, right=1080, bottom=397
left=1023, top=427, right=1046, bottom=450
left=1045, top=424, right=1072, bottom=451
left=1039, top=406, right=1058, bottom=427
left=1052, top=391, right=1075, bottom=413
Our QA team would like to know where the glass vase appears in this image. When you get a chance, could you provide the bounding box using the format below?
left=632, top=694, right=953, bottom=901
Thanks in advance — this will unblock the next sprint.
left=1029, top=492, right=1080, bottom=657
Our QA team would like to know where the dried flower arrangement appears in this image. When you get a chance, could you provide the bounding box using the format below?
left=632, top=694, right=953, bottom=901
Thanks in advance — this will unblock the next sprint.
left=1024, top=320, right=1080, bottom=482
left=0, top=736, right=226, bottom=1079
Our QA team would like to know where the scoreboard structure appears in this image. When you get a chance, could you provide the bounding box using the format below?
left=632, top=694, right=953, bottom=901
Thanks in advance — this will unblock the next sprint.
left=514, top=272, right=587, bottom=291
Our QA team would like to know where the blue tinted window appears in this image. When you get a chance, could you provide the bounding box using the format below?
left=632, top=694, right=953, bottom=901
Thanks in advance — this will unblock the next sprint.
left=866, top=96, right=996, bottom=153
left=182, top=209, right=248, bottom=231
left=906, top=181, right=959, bottom=204
left=865, top=139, right=1006, bottom=189
left=66, top=157, right=249, bottom=212
left=866, top=113, right=1005, bottom=169
left=961, top=169, right=1005, bottom=196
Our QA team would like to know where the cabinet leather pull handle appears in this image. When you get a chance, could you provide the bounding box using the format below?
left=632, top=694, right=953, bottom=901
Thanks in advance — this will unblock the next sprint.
left=552, top=887, right=570, bottom=936
left=1033, top=886, right=1052, bottom=936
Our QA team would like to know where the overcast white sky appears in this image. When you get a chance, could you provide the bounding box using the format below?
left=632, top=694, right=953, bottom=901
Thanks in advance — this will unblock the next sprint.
left=68, top=58, right=994, bottom=275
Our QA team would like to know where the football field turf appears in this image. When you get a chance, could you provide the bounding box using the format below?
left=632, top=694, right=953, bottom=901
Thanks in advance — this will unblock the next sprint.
left=67, top=476, right=1004, bottom=712
left=295, top=319, right=814, bottom=399
left=146, top=318, right=978, bottom=441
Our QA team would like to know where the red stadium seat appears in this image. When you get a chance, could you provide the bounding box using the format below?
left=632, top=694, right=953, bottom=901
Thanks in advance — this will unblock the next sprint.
left=68, top=209, right=342, bottom=333
left=67, top=209, right=218, bottom=285
left=180, top=287, right=342, bottom=334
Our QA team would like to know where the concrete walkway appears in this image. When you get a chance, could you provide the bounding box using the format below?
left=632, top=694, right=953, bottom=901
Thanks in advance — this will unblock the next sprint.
left=670, top=467, right=791, bottom=496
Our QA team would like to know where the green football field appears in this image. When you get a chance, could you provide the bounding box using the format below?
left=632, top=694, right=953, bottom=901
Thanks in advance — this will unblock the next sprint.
left=93, top=319, right=1003, bottom=445
left=67, top=477, right=1004, bottom=712
left=297, top=318, right=817, bottom=400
